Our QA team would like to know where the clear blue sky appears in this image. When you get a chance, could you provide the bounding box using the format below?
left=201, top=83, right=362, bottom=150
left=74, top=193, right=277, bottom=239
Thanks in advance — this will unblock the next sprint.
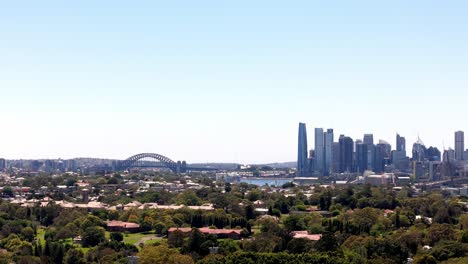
left=0, top=1, right=467, bottom=163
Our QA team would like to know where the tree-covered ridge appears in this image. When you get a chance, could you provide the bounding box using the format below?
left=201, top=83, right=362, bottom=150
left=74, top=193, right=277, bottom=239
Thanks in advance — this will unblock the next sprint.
left=0, top=172, right=467, bottom=263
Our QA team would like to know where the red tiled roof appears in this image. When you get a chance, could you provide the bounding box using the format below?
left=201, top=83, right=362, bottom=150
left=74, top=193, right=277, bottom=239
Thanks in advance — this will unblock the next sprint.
left=168, top=228, right=192, bottom=233
left=291, top=231, right=322, bottom=241
left=107, top=221, right=140, bottom=229
left=168, top=227, right=242, bottom=235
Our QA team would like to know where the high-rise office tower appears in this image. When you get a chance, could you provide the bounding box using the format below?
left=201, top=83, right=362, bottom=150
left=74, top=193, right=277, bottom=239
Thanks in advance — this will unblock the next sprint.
left=297, top=123, right=309, bottom=176
left=375, top=140, right=392, bottom=173
left=455, top=131, right=464, bottom=161
left=366, top=145, right=374, bottom=171
left=324, top=129, right=334, bottom=175
left=444, top=148, right=456, bottom=162
left=332, top=142, right=340, bottom=173
left=426, top=146, right=441, bottom=161
left=396, top=134, right=406, bottom=152
left=363, top=134, right=374, bottom=146
left=0, top=159, right=6, bottom=171
left=412, top=137, right=426, bottom=162
left=339, top=135, right=354, bottom=173
left=356, top=143, right=368, bottom=174
left=314, top=128, right=325, bottom=175
left=378, top=140, right=392, bottom=159
left=374, top=144, right=387, bottom=173
left=363, top=134, right=375, bottom=171
left=393, top=134, right=407, bottom=170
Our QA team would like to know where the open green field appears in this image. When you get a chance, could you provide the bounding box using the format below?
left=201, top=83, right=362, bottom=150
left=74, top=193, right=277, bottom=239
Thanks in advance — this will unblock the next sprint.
left=36, top=228, right=46, bottom=246
left=37, top=228, right=160, bottom=253
left=123, top=232, right=157, bottom=245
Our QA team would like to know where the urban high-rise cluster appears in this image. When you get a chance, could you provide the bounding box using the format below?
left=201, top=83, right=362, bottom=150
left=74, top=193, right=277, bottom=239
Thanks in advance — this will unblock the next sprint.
left=297, top=123, right=467, bottom=181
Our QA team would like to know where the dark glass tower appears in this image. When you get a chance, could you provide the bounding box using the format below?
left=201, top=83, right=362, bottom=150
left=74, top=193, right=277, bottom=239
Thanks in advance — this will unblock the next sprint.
left=356, top=143, right=368, bottom=174
left=396, top=134, right=406, bottom=152
left=297, top=123, right=309, bottom=176
left=339, top=135, right=354, bottom=173
left=324, top=129, right=334, bottom=176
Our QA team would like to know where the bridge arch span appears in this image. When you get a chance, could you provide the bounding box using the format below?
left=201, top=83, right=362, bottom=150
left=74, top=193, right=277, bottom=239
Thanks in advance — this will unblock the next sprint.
left=116, top=153, right=186, bottom=173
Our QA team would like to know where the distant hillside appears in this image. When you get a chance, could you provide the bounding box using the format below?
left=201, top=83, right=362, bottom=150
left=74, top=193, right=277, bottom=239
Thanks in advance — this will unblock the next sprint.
left=189, top=163, right=240, bottom=170
left=251, top=162, right=296, bottom=169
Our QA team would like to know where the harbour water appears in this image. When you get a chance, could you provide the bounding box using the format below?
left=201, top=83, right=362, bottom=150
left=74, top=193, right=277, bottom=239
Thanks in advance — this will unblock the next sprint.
left=240, top=178, right=292, bottom=187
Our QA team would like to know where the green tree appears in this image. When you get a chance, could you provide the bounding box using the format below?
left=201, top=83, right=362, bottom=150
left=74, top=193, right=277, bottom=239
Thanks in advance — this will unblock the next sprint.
left=245, top=205, right=255, bottom=220
left=110, top=232, right=123, bottom=242
left=314, top=232, right=338, bottom=252
left=139, top=244, right=194, bottom=264
left=186, top=228, right=204, bottom=253
left=351, top=207, right=379, bottom=234
left=319, top=190, right=333, bottom=211
left=82, top=226, right=106, bottom=247
left=218, top=239, right=239, bottom=255
left=413, top=254, right=438, bottom=264
left=168, top=230, right=185, bottom=248
left=434, top=207, right=451, bottom=224
left=459, top=214, right=468, bottom=230
left=80, top=215, right=105, bottom=231
left=154, top=222, right=168, bottom=235
left=63, top=249, right=86, bottom=264
left=21, top=227, right=35, bottom=242
left=430, top=240, right=465, bottom=261
left=461, top=230, right=468, bottom=243
left=225, top=183, right=232, bottom=193
left=283, top=215, right=306, bottom=232
left=2, top=187, right=13, bottom=197
left=176, top=191, right=202, bottom=206
left=287, top=238, right=314, bottom=254
left=426, top=224, right=456, bottom=246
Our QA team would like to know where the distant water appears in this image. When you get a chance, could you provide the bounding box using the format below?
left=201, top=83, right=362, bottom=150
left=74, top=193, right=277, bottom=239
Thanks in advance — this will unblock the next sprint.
left=240, top=178, right=292, bottom=186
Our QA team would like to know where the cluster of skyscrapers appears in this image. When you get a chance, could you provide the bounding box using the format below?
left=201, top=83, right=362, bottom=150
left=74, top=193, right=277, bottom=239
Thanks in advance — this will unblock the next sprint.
left=297, top=123, right=467, bottom=180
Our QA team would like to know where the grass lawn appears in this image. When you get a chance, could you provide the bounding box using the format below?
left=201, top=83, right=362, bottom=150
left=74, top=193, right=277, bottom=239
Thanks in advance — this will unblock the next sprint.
left=36, top=228, right=158, bottom=253
left=123, top=232, right=156, bottom=245
left=79, top=246, right=92, bottom=254
left=143, top=238, right=163, bottom=245
left=280, top=214, right=290, bottom=223
left=36, top=228, right=46, bottom=246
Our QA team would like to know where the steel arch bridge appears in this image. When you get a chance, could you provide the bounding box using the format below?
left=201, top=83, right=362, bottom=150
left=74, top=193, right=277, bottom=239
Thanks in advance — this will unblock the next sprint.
left=116, top=153, right=187, bottom=173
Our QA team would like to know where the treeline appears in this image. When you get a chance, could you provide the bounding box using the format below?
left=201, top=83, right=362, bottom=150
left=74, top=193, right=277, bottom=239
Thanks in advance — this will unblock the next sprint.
left=199, top=252, right=343, bottom=264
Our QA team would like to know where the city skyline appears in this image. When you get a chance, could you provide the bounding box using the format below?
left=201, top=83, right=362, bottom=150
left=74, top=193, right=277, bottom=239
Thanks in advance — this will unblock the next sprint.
left=2, top=126, right=465, bottom=164
left=1, top=1, right=468, bottom=163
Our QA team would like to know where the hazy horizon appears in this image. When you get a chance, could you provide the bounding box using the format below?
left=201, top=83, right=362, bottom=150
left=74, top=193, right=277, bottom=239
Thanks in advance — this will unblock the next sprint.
left=1, top=1, right=467, bottom=163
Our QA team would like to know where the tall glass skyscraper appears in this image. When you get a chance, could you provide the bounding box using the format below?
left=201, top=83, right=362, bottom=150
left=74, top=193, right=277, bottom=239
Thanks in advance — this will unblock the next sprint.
left=363, top=134, right=375, bottom=171
left=324, top=129, right=334, bottom=175
left=339, top=135, right=354, bottom=173
left=363, top=134, right=374, bottom=146
left=455, top=131, right=464, bottom=161
left=356, top=143, right=368, bottom=174
left=396, top=134, right=406, bottom=152
left=314, top=128, right=325, bottom=175
left=297, top=123, right=309, bottom=176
